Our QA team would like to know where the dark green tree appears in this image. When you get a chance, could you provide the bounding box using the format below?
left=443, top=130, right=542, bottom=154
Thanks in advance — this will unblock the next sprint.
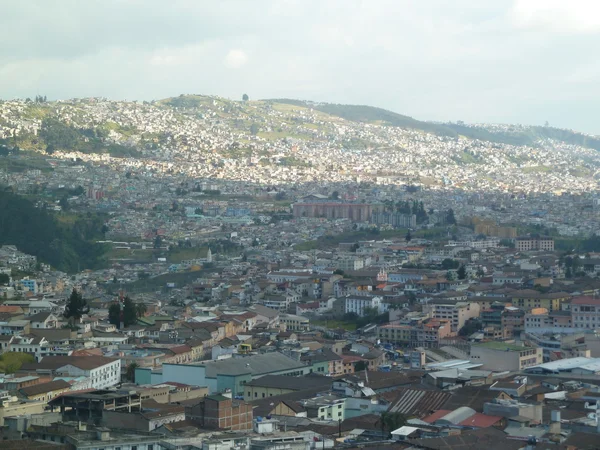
left=45, top=144, right=55, bottom=155
left=405, top=230, right=412, bottom=243
left=250, top=123, right=260, bottom=135
left=457, top=265, right=467, bottom=280
left=331, top=191, right=339, bottom=200
left=135, top=302, right=147, bottom=319
left=153, top=235, right=162, bottom=249
left=108, top=302, right=121, bottom=327
left=125, top=362, right=139, bottom=383
left=123, top=296, right=137, bottom=327
left=63, top=288, right=89, bottom=326
left=0, top=273, right=9, bottom=285
left=242, top=94, right=249, bottom=101
left=355, top=360, right=368, bottom=372
left=441, top=258, right=459, bottom=270
left=446, top=208, right=456, bottom=225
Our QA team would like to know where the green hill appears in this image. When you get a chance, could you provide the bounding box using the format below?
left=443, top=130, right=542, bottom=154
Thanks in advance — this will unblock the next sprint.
left=0, top=191, right=107, bottom=273
left=269, top=99, right=457, bottom=137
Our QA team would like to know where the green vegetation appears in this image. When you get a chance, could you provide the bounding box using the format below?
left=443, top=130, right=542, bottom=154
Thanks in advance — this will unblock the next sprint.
left=474, top=341, right=525, bottom=352
left=0, top=352, right=35, bottom=373
left=0, top=191, right=107, bottom=272
left=295, top=227, right=446, bottom=251
left=312, top=319, right=357, bottom=331
left=63, top=288, right=89, bottom=326
left=38, top=117, right=141, bottom=157
left=270, top=99, right=457, bottom=137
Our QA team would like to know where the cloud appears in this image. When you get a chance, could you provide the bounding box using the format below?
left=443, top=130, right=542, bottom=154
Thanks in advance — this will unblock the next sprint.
left=0, top=0, right=599, bottom=133
left=511, top=0, right=600, bottom=33
left=224, top=49, right=248, bottom=69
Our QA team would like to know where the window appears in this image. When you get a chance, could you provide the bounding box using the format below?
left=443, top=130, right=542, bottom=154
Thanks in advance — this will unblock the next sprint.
left=149, top=446, right=154, bottom=450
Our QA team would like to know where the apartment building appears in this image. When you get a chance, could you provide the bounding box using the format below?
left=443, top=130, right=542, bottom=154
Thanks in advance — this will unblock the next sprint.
left=344, top=296, right=384, bottom=317
left=470, top=341, right=542, bottom=371
left=515, top=237, right=554, bottom=252
left=422, top=301, right=480, bottom=332
left=571, top=296, right=600, bottom=330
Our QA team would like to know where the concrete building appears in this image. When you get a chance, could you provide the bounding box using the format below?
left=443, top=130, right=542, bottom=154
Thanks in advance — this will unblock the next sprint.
left=571, top=296, right=600, bottom=330
left=470, top=341, right=542, bottom=371
left=186, top=394, right=253, bottom=431
left=422, top=301, right=481, bottom=333
left=136, top=352, right=309, bottom=396
left=344, top=296, right=384, bottom=316
left=370, top=212, right=416, bottom=229
left=293, top=202, right=372, bottom=221
left=20, top=356, right=121, bottom=389
left=515, top=237, right=554, bottom=252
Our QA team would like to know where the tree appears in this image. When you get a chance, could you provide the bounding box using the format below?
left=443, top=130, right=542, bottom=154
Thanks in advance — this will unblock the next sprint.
left=441, top=258, right=459, bottom=270
left=457, top=265, right=467, bottom=280
left=446, top=208, right=456, bottom=225
left=459, top=318, right=482, bottom=336
left=59, top=194, right=69, bottom=211
left=108, top=302, right=121, bottom=328
left=137, top=271, right=150, bottom=280
left=380, top=412, right=406, bottom=438
left=446, top=270, right=456, bottom=281
left=125, top=362, right=139, bottom=383
left=63, top=288, right=89, bottom=326
left=331, top=191, right=339, bottom=200
left=0, top=273, right=9, bottom=285
left=355, top=360, right=368, bottom=372
left=334, top=269, right=345, bottom=276
left=45, top=144, right=55, bottom=155
left=135, top=302, right=147, bottom=319
left=476, top=267, right=485, bottom=278
left=405, top=230, right=412, bottom=243
left=123, top=296, right=137, bottom=327
left=250, top=123, right=260, bottom=135
left=153, top=235, right=162, bottom=249
left=242, top=93, right=249, bottom=101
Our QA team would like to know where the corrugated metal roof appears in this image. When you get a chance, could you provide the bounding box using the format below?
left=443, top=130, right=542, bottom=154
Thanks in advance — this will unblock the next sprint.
left=388, top=388, right=452, bottom=418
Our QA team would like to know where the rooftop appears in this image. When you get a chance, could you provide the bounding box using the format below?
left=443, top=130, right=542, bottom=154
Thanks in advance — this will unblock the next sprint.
left=473, top=341, right=529, bottom=352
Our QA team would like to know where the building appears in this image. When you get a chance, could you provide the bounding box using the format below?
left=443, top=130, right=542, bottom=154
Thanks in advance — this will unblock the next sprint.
left=20, top=356, right=121, bottom=389
left=303, top=394, right=346, bottom=421
left=515, top=237, right=554, bottom=252
left=344, top=296, right=384, bottom=316
left=48, top=390, right=142, bottom=422
left=511, top=290, right=571, bottom=312
left=19, top=379, right=71, bottom=402
left=422, top=301, right=481, bottom=333
left=377, top=319, right=452, bottom=347
left=370, top=212, right=416, bottom=229
left=279, top=314, right=310, bottom=332
left=136, top=352, right=309, bottom=396
left=243, top=375, right=331, bottom=401
left=571, top=296, right=600, bottom=330
left=292, top=202, right=372, bottom=221
left=186, top=394, right=253, bottom=430
left=470, top=341, right=542, bottom=371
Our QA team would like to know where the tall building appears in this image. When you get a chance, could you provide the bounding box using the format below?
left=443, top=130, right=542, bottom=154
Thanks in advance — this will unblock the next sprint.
left=571, top=296, right=600, bottom=330
left=515, top=237, right=554, bottom=252
left=370, top=212, right=416, bottom=228
left=293, top=202, right=372, bottom=221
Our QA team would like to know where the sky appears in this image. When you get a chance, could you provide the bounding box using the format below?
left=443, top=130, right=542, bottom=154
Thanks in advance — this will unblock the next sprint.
left=2, top=0, right=600, bottom=134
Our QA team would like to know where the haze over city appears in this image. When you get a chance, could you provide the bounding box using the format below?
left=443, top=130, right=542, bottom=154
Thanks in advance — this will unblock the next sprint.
left=0, top=2, right=600, bottom=450
left=3, top=0, right=600, bottom=133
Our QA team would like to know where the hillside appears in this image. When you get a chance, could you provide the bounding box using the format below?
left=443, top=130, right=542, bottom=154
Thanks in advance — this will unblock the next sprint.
left=272, top=98, right=600, bottom=151
left=0, top=191, right=107, bottom=273
left=0, top=95, right=599, bottom=195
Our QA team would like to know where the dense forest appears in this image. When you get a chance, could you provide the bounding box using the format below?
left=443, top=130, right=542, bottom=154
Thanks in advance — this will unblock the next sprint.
left=0, top=191, right=107, bottom=273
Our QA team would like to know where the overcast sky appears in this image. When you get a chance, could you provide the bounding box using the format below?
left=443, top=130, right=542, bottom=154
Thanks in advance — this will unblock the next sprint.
left=2, top=0, right=600, bottom=133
